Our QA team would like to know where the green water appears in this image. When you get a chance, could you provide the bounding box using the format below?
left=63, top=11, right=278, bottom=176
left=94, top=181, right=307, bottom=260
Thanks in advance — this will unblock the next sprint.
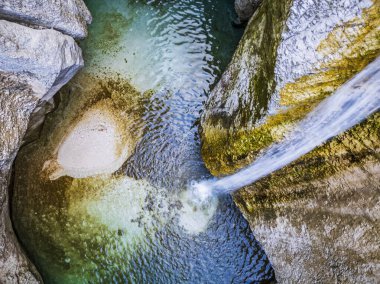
left=12, top=1, right=275, bottom=283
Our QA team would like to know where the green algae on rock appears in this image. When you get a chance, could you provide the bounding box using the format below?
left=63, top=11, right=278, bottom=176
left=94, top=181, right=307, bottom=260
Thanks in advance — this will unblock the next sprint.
left=232, top=113, right=380, bottom=282
left=41, top=72, right=150, bottom=180
left=201, top=0, right=380, bottom=176
left=13, top=174, right=157, bottom=283
left=200, top=0, right=380, bottom=282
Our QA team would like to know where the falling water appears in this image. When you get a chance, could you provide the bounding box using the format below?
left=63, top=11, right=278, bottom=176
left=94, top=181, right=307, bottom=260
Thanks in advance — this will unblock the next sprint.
left=193, top=56, right=380, bottom=201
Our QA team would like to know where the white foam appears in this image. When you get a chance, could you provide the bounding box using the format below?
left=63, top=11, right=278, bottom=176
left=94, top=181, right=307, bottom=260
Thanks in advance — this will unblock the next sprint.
left=178, top=189, right=218, bottom=235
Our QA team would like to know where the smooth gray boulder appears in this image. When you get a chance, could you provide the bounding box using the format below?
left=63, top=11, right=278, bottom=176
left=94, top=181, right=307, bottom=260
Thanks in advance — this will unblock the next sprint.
left=0, top=20, right=83, bottom=283
left=0, top=0, right=92, bottom=39
left=235, top=0, right=262, bottom=22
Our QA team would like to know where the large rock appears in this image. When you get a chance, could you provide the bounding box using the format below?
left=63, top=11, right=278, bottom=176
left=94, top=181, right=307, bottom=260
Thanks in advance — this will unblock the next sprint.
left=0, top=20, right=83, bottom=283
left=201, top=0, right=379, bottom=175
left=233, top=114, right=380, bottom=283
left=0, top=0, right=92, bottom=39
left=201, top=0, right=380, bottom=282
left=41, top=74, right=149, bottom=181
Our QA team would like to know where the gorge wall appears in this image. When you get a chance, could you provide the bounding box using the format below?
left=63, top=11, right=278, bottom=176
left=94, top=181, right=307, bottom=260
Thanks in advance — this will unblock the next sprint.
left=201, top=0, right=380, bottom=282
left=0, top=1, right=91, bottom=283
left=1, top=0, right=379, bottom=282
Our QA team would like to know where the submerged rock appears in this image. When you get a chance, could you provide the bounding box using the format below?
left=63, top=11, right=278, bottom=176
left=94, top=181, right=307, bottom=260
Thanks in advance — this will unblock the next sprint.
left=14, top=142, right=218, bottom=282
left=9, top=71, right=153, bottom=282
left=40, top=73, right=149, bottom=180
left=44, top=101, right=130, bottom=180
left=234, top=0, right=262, bottom=22
left=0, top=20, right=84, bottom=283
left=201, top=0, right=380, bottom=282
left=0, top=0, right=92, bottom=39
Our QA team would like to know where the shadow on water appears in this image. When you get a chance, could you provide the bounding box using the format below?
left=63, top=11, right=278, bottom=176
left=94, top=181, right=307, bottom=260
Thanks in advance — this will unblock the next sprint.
left=12, top=0, right=275, bottom=283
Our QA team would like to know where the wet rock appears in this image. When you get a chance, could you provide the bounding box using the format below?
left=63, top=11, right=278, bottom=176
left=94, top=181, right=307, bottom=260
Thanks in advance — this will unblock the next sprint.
left=234, top=0, right=262, bottom=22
left=201, top=0, right=379, bottom=175
left=0, top=20, right=83, bottom=283
left=233, top=114, right=380, bottom=283
left=255, top=164, right=379, bottom=282
left=44, top=102, right=130, bottom=180
left=201, top=0, right=380, bottom=282
left=39, top=73, right=149, bottom=180
left=0, top=0, right=92, bottom=39
left=0, top=74, right=42, bottom=284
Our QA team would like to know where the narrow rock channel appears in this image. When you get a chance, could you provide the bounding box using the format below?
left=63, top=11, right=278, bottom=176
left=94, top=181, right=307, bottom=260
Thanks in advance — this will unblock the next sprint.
left=1, top=0, right=379, bottom=283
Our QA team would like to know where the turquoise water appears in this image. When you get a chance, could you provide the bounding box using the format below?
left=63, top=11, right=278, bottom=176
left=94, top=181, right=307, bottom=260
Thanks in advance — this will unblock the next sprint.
left=12, top=0, right=275, bottom=283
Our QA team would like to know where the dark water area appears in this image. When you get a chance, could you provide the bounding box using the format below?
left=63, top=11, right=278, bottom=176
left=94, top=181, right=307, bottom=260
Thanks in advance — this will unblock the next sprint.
left=12, top=0, right=275, bottom=283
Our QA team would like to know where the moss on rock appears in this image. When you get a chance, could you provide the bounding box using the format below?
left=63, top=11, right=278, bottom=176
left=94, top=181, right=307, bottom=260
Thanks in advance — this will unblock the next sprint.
left=201, top=0, right=380, bottom=177
left=234, top=111, right=380, bottom=211
left=201, top=0, right=293, bottom=175
left=200, top=1, right=380, bottom=281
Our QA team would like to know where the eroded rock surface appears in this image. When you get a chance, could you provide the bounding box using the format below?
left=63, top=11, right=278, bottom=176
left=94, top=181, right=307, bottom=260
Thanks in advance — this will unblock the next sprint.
left=0, top=20, right=84, bottom=283
left=201, top=0, right=380, bottom=282
left=233, top=114, right=380, bottom=283
left=40, top=73, right=149, bottom=180
left=0, top=0, right=91, bottom=39
left=202, top=0, right=379, bottom=175
left=235, top=163, right=380, bottom=283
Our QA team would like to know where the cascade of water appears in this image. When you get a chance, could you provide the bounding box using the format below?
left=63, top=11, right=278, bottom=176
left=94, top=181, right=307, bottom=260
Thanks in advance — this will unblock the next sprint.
left=193, top=56, right=380, bottom=201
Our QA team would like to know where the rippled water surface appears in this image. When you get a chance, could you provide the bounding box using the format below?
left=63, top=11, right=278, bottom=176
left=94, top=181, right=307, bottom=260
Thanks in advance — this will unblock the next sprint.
left=12, top=0, right=274, bottom=283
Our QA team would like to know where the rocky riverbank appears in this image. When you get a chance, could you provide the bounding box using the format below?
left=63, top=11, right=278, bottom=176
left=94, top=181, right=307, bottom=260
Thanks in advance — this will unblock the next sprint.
left=201, top=0, right=379, bottom=282
left=2, top=0, right=379, bottom=282
left=0, top=1, right=91, bottom=282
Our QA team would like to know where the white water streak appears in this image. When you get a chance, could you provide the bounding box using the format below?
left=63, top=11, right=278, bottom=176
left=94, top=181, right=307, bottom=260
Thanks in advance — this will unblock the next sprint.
left=196, top=57, right=380, bottom=198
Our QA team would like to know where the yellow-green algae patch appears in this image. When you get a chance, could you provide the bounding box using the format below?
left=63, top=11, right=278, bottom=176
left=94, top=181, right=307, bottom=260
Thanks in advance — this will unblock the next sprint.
left=66, top=176, right=153, bottom=239
left=39, top=72, right=150, bottom=177
left=234, top=111, right=380, bottom=213
left=13, top=173, right=158, bottom=283
left=202, top=1, right=380, bottom=177
left=280, top=0, right=380, bottom=106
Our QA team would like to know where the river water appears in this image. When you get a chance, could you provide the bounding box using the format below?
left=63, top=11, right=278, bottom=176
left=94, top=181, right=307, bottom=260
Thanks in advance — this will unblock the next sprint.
left=12, top=0, right=274, bottom=283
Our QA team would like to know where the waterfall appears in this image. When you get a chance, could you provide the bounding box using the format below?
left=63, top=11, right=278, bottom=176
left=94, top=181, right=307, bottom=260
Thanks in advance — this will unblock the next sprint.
left=193, top=56, right=380, bottom=201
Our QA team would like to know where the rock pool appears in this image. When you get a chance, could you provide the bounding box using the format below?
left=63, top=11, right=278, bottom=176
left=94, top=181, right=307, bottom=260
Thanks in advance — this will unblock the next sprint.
left=12, top=0, right=275, bottom=283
